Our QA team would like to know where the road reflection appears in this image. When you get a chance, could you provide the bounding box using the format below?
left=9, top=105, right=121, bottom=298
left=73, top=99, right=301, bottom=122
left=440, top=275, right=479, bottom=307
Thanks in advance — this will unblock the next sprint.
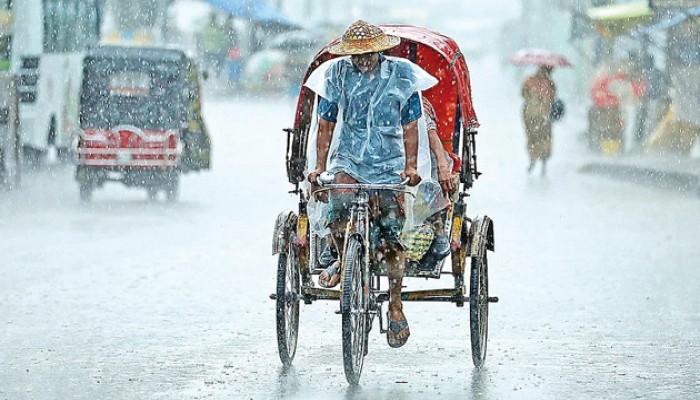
left=470, top=367, right=491, bottom=400
left=275, top=365, right=300, bottom=398
left=271, top=364, right=495, bottom=400
left=343, top=384, right=405, bottom=400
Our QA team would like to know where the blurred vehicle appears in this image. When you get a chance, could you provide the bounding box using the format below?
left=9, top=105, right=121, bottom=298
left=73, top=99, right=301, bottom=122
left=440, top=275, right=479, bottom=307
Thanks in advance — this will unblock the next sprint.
left=11, top=0, right=100, bottom=163
left=0, top=71, right=20, bottom=188
left=75, top=46, right=207, bottom=201
left=588, top=62, right=645, bottom=155
left=242, top=29, right=321, bottom=93
left=241, top=48, right=286, bottom=92
left=181, top=59, right=212, bottom=173
left=266, top=29, right=320, bottom=53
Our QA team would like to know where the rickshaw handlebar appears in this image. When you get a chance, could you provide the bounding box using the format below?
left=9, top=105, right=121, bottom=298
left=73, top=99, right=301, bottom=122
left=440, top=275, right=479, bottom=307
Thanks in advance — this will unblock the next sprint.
left=311, top=178, right=412, bottom=196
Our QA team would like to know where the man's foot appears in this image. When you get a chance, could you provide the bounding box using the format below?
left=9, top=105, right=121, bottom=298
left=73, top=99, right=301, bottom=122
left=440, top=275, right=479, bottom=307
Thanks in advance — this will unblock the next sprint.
left=318, top=260, right=340, bottom=288
left=387, top=305, right=410, bottom=348
left=431, top=233, right=451, bottom=260
left=318, top=242, right=338, bottom=268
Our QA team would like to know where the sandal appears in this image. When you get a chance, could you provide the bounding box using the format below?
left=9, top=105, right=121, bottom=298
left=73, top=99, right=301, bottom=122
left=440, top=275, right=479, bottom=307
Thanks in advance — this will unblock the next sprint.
left=318, top=260, right=341, bottom=288
left=387, top=315, right=410, bottom=348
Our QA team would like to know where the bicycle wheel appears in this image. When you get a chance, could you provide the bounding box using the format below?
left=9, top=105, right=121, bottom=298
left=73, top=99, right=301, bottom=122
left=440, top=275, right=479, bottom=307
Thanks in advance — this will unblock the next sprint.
left=469, top=251, right=489, bottom=367
left=276, top=245, right=300, bottom=366
left=341, top=236, right=368, bottom=385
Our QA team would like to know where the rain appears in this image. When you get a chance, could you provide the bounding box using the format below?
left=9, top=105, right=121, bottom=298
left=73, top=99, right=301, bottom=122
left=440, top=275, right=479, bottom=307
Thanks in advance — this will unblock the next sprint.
left=1, top=0, right=699, bottom=399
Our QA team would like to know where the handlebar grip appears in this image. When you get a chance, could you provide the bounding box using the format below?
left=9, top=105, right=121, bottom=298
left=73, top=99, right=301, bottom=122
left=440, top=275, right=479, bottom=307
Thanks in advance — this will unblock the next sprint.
left=316, top=171, right=337, bottom=186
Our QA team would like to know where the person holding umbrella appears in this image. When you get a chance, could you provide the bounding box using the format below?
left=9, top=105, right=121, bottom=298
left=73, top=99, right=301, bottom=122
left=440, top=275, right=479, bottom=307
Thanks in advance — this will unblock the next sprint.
left=521, top=65, right=556, bottom=176
left=511, top=49, right=570, bottom=176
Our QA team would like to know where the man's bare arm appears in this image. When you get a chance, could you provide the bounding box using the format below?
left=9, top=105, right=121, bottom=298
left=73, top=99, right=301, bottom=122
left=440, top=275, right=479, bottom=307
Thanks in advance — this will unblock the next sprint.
left=316, top=119, right=335, bottom=172
left=403, top=120, right=419, bottom=170
left=427, top=128, right=454, bottom=193
left=427, top=128, right=449, bottom=172
left=401, top=120, right=421, bottom=186
left=308, top=118, right=336, bottom=184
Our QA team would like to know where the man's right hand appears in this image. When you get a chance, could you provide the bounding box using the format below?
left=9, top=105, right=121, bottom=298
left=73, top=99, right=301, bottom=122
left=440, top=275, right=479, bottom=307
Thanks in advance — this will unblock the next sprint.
left=400, top=168, right=422, bottom=187
left=308, top=170, right=322, bottom=185
left=308, top=170, right=327, bottom=202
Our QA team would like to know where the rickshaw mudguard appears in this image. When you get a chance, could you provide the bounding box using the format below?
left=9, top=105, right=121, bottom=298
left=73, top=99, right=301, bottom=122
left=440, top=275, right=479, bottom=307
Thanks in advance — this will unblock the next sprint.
left=469, top=216, right=495, bottom=258
left=272, top=211, right=298, bottom=255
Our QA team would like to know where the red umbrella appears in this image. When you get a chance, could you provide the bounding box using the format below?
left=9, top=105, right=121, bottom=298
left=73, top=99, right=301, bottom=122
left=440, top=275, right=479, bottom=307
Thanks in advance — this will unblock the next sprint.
left=510, top=49, right=572, bottom=68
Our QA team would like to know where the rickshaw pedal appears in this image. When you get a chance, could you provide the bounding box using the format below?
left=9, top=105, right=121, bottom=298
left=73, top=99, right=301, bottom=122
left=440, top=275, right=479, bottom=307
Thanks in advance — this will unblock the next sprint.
left=488, top=296, right=499, bottom=303
left=269, top=294, right=277, bottom=300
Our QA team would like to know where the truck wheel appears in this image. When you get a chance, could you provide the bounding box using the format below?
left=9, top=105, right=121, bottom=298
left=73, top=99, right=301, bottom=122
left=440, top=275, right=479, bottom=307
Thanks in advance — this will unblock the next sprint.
left=79, top=183, right=93, bottom=202
left=56, top=147, right=73, bottom=164
left=22, top=146, right=46, bottom=169
left=146, top=186, right=158, bottom=201
left=165, top=174, right=179, bottom=202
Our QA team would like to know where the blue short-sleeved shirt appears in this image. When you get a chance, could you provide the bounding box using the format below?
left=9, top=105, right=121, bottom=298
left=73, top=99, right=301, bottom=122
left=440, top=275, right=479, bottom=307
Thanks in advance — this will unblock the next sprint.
left=318, top=92, right=422, bottom=125
left=314, top=55, right=424, bottom=183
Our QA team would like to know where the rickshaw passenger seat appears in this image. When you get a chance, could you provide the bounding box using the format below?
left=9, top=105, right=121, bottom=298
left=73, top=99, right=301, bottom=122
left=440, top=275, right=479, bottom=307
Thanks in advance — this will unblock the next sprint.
left=448, top=153, right=461, bottom=173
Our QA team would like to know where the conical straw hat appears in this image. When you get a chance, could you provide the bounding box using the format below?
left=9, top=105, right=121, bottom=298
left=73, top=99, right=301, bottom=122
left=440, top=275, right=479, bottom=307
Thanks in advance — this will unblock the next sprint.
left=328, top=20, right=401, bottom=55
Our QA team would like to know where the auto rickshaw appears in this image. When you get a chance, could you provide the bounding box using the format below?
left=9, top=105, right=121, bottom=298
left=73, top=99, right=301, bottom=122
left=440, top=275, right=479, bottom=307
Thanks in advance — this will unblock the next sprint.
left=271, top=25, right=497, bottom=385
left=75, top=45, right=210, bottom=201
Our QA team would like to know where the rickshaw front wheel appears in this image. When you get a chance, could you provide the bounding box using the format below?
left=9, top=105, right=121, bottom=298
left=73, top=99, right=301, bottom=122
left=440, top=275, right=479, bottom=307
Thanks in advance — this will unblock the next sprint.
left=276, top=244, right=300, bottom=366
left=469, top=252, right=489, bottom=367
left=341, top=236, right=369, bottom=385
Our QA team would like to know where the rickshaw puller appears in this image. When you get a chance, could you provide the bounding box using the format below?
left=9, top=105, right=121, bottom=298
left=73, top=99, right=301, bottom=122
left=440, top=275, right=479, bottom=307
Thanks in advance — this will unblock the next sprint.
left=307, top=20, right=434, bottom=348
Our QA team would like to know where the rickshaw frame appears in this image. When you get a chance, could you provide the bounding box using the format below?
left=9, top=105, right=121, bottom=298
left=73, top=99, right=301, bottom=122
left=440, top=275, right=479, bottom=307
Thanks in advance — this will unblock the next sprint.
left=271, top=24, right=497, bottom=384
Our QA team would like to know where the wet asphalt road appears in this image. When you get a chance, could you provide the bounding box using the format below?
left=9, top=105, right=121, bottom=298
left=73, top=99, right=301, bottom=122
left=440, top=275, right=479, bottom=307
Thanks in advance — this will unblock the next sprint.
left=1, top=59, right=699, bottom=399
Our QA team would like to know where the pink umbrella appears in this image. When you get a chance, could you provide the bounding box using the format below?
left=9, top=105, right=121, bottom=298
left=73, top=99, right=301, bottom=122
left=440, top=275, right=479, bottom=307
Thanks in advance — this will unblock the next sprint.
left=510, top=49, right=572, bottom=68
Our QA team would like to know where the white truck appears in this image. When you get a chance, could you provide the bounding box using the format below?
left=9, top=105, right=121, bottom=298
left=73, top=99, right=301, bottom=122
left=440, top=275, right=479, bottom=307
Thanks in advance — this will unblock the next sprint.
left=10, top=0, right=99, bottom=162
left=0, top=71, right=20, bottom=188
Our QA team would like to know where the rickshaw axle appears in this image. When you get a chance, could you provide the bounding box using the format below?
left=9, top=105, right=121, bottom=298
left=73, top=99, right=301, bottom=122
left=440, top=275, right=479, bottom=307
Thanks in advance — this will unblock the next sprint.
left=270, top=288, right=498, bottom=304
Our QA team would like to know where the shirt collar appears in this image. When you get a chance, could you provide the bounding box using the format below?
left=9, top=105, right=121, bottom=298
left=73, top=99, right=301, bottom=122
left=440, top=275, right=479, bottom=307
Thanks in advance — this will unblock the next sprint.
left=379, top=54, right=391, bottom=79
left=349, top=53, right=386, bottom=74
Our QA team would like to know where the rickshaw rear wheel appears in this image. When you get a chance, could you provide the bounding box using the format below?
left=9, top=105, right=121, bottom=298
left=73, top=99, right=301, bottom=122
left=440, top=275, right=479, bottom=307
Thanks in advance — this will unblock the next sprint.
left=341, top=236, right=368, bottom=385
left=276, top=244, right=300, bottom=366
left=469, top=252, right=489, bottom=367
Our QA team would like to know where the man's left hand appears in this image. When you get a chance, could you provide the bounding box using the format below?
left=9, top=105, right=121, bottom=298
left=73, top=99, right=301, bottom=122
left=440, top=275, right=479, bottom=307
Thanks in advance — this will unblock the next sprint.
left=401, top=168, right=421, bottom=187
left=437, top=164, right=455, bottom=194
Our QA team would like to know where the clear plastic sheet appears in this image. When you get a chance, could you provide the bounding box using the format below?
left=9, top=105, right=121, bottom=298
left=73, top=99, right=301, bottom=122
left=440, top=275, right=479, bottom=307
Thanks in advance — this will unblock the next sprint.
left=303, top=56, right=449, bottom=239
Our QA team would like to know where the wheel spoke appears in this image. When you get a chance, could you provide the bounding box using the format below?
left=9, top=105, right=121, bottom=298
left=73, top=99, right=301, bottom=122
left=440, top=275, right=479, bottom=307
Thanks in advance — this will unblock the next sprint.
left=352, top=255, right=362, bottom=368
left=469, top=252, right=490, bottom=366
left=342, top=238, right=368, bottom=383
left=277, top=246, right=300, bottom=365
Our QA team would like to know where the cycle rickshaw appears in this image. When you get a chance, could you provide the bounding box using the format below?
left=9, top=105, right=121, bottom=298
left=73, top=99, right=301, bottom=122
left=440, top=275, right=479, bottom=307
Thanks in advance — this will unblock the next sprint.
left=271, top=25, right=497, bottom=384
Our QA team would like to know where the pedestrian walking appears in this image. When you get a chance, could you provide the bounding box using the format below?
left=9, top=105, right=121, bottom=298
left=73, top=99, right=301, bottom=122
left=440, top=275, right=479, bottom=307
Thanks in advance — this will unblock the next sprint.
left=521, top=66, right=556, bottom=176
